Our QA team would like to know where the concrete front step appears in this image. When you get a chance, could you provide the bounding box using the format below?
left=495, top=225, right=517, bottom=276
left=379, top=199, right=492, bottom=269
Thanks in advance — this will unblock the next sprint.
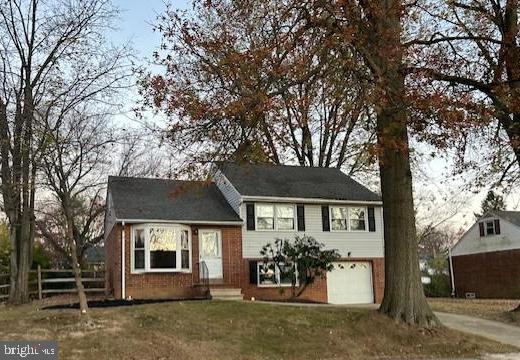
left=210, top=288, right=243, bottom=301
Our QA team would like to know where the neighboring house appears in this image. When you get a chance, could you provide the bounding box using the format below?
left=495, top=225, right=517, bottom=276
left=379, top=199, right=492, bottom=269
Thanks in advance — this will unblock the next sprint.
left=450, top=211, right=520, bottom=299
left=104, top=163, right=385, bottom=304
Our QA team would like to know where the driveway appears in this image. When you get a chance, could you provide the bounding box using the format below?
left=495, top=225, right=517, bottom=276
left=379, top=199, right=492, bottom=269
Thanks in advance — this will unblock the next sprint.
left=435, top=311, right=520, bottom=348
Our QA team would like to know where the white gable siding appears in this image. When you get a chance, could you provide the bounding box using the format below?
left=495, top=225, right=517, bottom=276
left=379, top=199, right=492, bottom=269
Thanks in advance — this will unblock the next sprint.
left=213, top=169, right=242, bottom=215
left=452, top=216, right=520, bottom=256
left=240, top=203, right=384, bottom=258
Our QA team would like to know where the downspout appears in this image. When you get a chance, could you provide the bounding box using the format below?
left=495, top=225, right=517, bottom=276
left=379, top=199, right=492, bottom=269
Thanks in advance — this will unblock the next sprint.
left=121, top=221, right=126, bottom=300
left=448, top=247, right=455, bottom=297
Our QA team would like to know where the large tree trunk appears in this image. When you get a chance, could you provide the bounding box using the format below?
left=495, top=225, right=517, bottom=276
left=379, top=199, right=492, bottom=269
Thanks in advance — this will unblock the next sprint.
left=8, top=229, right=32, bottom=304
left=2, top=90, right=34, bottom=304
left=370, top=0, right=438, bottom=326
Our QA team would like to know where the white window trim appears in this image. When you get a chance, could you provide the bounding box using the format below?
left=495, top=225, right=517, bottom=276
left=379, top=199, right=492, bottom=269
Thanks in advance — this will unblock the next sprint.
left=254, top=203, right=296, bottom=232
left=131, top=224, right=192, bottom=274
left=257, top=262, right=299, bottom=288
left=329, top=206, right=369, bottom=232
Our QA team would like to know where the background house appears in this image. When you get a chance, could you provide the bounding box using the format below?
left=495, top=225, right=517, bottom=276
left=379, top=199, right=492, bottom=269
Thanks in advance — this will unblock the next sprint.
left=450, top=211, right=520, bottom=299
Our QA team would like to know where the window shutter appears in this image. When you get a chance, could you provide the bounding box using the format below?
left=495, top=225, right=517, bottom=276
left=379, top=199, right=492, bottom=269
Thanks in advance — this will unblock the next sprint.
left=494, top=219, right=501, bottom=235
left=368, top=207, right=376, bottom=232
left=479, top=222, right=485, bottom=237
left=246, top=203, right=255, bottom=231
left=298, top=265, right=307, bottom=283
left=249, top=261, right=258, bottom=284
left=321, top=205, right=330, bottom=232
left=297, top=204, right=305, bottom=231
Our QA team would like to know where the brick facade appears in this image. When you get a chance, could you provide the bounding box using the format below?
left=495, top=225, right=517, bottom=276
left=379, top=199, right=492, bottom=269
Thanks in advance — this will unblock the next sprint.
left=452, top=249, right=520, bottom=299
left=240, top=257, right=384, bottom=304
left=105, top=224, right=243, bottom=299
left=106, top=224, right=385, bottom=303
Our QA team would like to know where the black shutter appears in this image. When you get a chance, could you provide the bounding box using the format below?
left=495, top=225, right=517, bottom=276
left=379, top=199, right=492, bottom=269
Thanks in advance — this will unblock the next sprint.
left=479, top=222, right=485, bottom=237
left=246, top=203, right=255, bottom=230
left=297, top=264, right=307, bottom=283
left=494, top=219, right=501, bottom=235
left=321, top=205, right=330, bottom=232
left=297, top=204, right=305, bottom=231
left=249, top=261, right=258, bottom=284
left=368, top=207, right=376, bottom=232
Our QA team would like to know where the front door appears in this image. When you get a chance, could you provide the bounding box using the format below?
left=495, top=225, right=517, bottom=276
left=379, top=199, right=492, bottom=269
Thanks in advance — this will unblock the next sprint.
left=199, top=230, right=223, bottom=279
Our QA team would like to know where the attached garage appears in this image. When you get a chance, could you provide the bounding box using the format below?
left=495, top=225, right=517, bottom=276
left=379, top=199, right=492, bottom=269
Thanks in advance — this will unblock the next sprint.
left=327, top=261, right=374, bottom=304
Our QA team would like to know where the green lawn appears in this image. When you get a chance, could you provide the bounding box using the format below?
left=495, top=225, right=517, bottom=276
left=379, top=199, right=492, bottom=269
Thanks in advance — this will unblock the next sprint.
left=0, top=300, right=516, bottom=359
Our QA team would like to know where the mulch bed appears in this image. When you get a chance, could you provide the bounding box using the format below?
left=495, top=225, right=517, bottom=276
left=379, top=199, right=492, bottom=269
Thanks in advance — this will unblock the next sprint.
left=43, top=297, right=209, bottom=310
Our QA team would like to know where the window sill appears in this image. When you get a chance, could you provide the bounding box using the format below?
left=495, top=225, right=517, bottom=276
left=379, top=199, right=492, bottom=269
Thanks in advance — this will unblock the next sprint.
left=131, top=269, right=192, bottom=274
left=257, top=284, right=295, bottom=288
left=330, top=229, right=368, bottom=233
left=253, top=229, right=297, bottom=232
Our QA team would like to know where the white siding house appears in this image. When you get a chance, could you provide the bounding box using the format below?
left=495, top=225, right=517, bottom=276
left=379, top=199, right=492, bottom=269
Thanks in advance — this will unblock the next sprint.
left=450, top=211, right=520, bottom=299
left=239, top=202, right=384, bottom=258
left=452, top=213, right=520, bottom=256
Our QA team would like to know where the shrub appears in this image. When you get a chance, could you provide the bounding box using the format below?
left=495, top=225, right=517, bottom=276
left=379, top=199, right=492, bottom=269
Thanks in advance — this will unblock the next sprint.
left=424, top=274, right=451, bottom=297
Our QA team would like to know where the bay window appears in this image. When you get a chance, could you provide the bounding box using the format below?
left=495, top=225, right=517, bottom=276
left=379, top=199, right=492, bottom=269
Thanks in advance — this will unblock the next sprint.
left=132, top=224, right=191, bottom=272
left=256, top=203, right=295, bottom=231
left=149, top=227, right=176, bottom=269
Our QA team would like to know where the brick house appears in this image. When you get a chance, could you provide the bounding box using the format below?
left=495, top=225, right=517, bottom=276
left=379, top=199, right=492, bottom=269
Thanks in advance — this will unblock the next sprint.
left=104, top=163, right=385, bottom=304
left=450, top=211, right=520, bottom=299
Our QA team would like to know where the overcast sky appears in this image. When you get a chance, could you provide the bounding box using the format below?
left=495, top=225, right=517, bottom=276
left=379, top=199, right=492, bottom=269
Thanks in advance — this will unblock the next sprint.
left=109, top=1, right=520, bottom=231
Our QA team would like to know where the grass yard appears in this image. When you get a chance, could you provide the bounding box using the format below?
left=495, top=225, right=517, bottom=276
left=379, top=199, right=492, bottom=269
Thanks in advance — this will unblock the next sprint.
left=429, top=298, right=520, bottom=326
left=0, top=300, right=517, bottom=360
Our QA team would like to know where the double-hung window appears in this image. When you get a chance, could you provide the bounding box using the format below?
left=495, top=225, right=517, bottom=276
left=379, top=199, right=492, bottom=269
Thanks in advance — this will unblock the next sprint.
left=349, top=208, right=366, bottom=231
left=330, top=206, right=367, bottom=231
left=485, top=221, right=495, bottom=236
left=132, top=224, right=191, bottom=273
left=257, top=204, right=275, bottom=230
left=258, top=262, right=297, bottom=287
left=479, top=219, right=501, bottom=237
left=276, top=205, right=295, bottom=230
left=256, top=204, right=295, bottom=231
left=331, top=207, right=348, bottom=230
left=134, top=229, right=145, bottom=270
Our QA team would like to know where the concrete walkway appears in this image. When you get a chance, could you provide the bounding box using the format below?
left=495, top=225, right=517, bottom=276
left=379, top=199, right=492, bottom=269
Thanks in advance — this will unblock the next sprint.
left=435, top=311, right=520, bottom=348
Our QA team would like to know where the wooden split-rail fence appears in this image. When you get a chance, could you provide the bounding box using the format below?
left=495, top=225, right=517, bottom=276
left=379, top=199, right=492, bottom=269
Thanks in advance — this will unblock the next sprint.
left=0, top=266, right=106, bottom=301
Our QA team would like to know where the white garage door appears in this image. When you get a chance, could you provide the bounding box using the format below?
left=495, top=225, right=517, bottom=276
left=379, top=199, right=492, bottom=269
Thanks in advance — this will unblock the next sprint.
left=327, top=261, right=374, bottom=304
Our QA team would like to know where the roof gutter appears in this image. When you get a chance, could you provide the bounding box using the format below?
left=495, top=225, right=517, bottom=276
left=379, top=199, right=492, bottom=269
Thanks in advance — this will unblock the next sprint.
left=115, top=218, right=243, bottom=225
left=241, top=195, right=382, bottom=205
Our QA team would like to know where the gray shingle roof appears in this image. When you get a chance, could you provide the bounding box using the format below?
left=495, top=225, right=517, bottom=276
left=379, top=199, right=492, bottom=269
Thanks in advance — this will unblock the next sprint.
left=108, top=176, right=242, bottom=222
left=217, top=162, right=381, bottom=202
left=497, top=210, right=520, bottom=227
